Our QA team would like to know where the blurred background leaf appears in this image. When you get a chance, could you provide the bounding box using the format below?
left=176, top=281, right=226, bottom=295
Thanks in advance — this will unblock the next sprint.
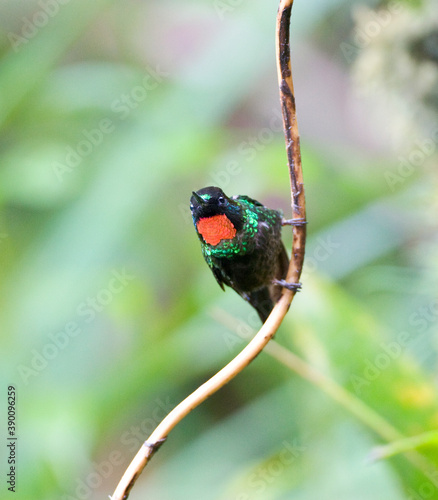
left=0, top=0, right=437, bottom=499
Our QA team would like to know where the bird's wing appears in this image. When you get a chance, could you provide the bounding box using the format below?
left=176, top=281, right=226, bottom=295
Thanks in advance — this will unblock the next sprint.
left=202, top=249, right=229, bottom=291
left=233, top=195, right=265, bottom=208
left=211, top=266, right=227, bottom=291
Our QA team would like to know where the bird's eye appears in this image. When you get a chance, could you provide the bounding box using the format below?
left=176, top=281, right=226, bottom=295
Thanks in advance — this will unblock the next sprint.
left=218, top=196, right=225, bottom=205
left=190, top=203, right=194, bottom=210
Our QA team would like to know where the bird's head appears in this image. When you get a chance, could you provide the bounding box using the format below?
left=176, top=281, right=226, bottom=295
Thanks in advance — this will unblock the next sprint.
left=190, top=186, right=243, bottom=245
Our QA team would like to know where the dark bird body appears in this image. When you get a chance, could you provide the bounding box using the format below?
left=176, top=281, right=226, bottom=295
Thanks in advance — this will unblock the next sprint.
left=190, top=186, right=289, bottom=322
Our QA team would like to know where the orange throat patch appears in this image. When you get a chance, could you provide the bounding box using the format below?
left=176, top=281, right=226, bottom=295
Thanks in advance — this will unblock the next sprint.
left=197, top=215, right=236, bottom=246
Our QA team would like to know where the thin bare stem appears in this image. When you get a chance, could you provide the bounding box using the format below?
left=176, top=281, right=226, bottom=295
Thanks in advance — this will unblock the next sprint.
left=110, top=1, right=304, bottom=498
left=369, top=431, right=438, bottom=463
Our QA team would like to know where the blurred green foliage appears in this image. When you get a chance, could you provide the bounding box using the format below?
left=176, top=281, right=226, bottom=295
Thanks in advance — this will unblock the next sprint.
left=1, top=0, right=438, bottom=499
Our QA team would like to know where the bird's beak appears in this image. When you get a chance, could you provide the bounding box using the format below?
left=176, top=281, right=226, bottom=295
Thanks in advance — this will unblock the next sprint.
left=192, top=191, right=206, bottom=205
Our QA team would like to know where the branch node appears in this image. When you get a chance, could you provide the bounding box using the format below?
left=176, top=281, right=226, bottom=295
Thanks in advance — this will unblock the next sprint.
left=144, top=437, right=167, bottom=452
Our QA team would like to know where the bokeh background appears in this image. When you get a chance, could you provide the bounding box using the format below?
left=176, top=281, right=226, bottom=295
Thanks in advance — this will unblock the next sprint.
left=1, top=0, right=438, bottom=498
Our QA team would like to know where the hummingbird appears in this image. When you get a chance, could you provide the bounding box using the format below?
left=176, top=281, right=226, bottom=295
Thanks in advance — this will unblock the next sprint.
left=190, top=186, right=301, bottom=323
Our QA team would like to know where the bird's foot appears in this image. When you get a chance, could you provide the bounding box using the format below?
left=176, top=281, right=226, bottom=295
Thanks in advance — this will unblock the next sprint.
left=282, top=218, right=307, bottom=227
left=273, top=279, right=302, bottom=292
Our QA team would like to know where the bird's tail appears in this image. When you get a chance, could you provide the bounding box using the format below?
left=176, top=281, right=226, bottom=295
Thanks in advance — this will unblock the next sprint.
left=247, top=287, right=275, bottom=323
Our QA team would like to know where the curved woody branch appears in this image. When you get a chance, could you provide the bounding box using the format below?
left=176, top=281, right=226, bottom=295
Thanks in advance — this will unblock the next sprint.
left=110, top=1, right=305, bottom=498
left=276, top=0, right=306, bottom=287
